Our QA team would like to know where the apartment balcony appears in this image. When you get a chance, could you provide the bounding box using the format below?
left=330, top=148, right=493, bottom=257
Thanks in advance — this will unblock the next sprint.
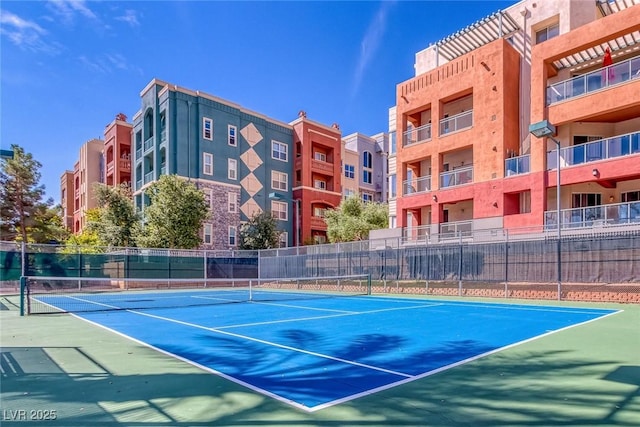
left=440, top=166, right=473, bottom=188
left=106, top=162, right=115, bottom=175
left=74, top=189, right=80, bottom=198
left=545, top=201, right=640, bottom=229
left=144, top=171, right=154, bottom=184
left=160, top=165, right=166, bottom=176
left=440, top=220, right=473, bottom=237
left=136, top=179, right=143, bottom=189
left=311, top=159, right=334, bottom=175
left=119, top=158, right=131, bottom=171
left=160, top=129, right=167, bottom=144
left=143, top=136, right=154, bottom=153
left=505, top=154, right=530, bottom=176
left=403, top=175, right=431, bottom=195
left=547, top=131, right=640, bottom=169
left=547, top=55, right=640, bottom=105
left=403, top=124, right=432, bottom=147
left=439, top=110, right=473, bottom=136
left=310, top=216, right=327, bottom=230
left=135, top=147, right=142, bottom=159
left=403, top=225, right=431, bottom=242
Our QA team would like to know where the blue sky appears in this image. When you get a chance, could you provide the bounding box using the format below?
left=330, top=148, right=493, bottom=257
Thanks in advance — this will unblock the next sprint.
left=1, top=0, right=510, bottom=203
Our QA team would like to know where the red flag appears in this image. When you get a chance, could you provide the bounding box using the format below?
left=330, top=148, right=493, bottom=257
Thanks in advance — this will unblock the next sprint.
left=602, top=47, right=614, bottom=82
left=603, top=48, right=613, bottom=67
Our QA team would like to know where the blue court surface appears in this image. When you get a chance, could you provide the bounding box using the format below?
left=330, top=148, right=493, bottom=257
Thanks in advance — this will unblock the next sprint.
left=38, top=291, right=619, bottom=411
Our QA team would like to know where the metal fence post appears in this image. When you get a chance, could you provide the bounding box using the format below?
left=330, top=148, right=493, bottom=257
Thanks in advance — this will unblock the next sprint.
left=504, top=231, right=509, bottom=298
left=458, top=232, right=463, bottom=296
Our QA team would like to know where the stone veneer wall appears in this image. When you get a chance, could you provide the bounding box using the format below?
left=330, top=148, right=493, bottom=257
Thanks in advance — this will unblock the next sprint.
left=199, top=181, right=241, bottom=250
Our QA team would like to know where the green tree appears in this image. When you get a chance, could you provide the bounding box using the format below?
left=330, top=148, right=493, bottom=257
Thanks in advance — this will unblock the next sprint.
left=239, top=211, right=281, bottom=250
left=136, top=175, right=208, bottom=249
left=89, top=183, right=139, bottom=248
left=62, top=208, right=103, bottom=253
left=325, top=195, right=388, bottom=243
left=0, top=144, right=55, bottom=242
left=29, top=204, right=70, bottom=244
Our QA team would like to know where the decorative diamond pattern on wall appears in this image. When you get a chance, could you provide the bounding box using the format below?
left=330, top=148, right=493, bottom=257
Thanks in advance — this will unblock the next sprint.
left=240, top=122, right=263, bottom=147
left=240, top=198, right=262, bottom=219
left=239, top=122, right=265, bottom=220
left=240, top=173, right=263, bottom=197
left=240, top=149, right=263, bottom=172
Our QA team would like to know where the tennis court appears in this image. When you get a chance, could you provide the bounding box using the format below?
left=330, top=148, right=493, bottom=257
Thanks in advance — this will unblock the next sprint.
left=23, top=281, right=619, bottom=412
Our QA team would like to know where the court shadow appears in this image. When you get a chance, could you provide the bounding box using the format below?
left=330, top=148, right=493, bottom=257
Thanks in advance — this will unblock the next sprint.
left=3, top=344, right=635, bottom=426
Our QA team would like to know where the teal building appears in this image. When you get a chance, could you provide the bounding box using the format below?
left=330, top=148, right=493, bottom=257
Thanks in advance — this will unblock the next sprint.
left=132, top=79, right=293, bottom=249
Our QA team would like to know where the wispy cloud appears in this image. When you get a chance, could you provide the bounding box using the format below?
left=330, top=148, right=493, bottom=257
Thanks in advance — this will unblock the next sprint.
left=47, top=0, right=97, bottom=25
left=79, top=53, right=143, bottom=75
left=0, top=9, right=62, bottom=54
left=116, top=9, right=140, bottom=27
left=351, top=1, right=395, bottom=99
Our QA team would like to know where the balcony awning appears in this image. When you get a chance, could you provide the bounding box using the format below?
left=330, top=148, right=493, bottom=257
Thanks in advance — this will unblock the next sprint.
left=552, top=32, right=640, bottom=70
left=597, top=0, right=640, bottom=16
left=435, top=11, right=520, bottom=62
left=553, top=0, right=640, bottom=70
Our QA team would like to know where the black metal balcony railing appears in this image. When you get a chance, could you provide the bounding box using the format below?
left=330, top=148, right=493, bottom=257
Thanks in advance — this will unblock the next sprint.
left=505, top=154, right=530, bottom=176
left=547, top=131, right=640, bottom=169
left=545, top=201, right=640, bottom=229
left=547, top=55, right=640, bottom=105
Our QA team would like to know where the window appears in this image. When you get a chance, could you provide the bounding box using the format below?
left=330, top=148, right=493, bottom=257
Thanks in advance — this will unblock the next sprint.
left=272, top=141, right=288, bottom=161
left=205, top=188, right=214, bottom=209
left=389, top=131, right=396, bottom=155
left=535, top=23, right=559, bottom=44
left=314, top=179, right=326, bottom=190
left=362, top=193, right=373, bottom=202
left=203, top=224, right=213, bottom=244
left=228, top=159, right=237, bottom=180
left=314, top=151, right=326, bottom=162
left=203, top=153, right=213, bottom=175
left=313, top=207, right=327, bottom=217
left=313, top=235, right=327, bottom=245
left=344, top=188, right=355, bottom=199
left=271, top=171, right=288, bottom=191
left=363, top=151, right=372, bottom=183
left=272, top=201, right=288, bottom=221
left=228, top=192, right=237, bottom=213
left=203, top=118, right=213, bottom=140
left=229, top=226, right=237, bottom=246
left=279, top=232, right=288, bottom=248
left=389, top=216, right=397, bottom=229
left=622, top=191, right=640, bottom=202
left=228, top=125, right=237, bottom=146
left=363, top=151, right=372, bottom=168
left=389, top=174, right=397, bottom=198
left=344, top=164, right=355, bottom=179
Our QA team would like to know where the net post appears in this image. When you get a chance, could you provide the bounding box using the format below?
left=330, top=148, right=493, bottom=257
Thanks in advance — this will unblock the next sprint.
left=367, top=274, right=372, bottom=295
left=19, top=276, right=26, bottom=316
left=249, top=279, right=253, bottom=301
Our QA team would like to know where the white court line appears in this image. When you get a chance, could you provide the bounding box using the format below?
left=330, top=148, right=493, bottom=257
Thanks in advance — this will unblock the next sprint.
left=248, top=300, right=356, bottom=313
left=217, top=303, right=444, bottom=330
left=52, top=294, right=621, bottom=412
left=309, top=308, right=623, bottom=412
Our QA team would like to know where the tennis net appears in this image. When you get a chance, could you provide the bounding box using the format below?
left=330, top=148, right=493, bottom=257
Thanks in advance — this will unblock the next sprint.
left=20, top=274, right=371, bottom=315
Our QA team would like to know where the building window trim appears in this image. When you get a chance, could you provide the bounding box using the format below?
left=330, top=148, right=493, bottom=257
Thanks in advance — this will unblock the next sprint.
left=228, top=158, right=237, bottom=180
left=272, top=140, right=288, bottom=162
left=203, top=152, right=213, bottom=175
left=228, top=125, right=237, bottom=147
left=228, top=192, right=237, bottom=213
left=203, top=223, right=213, bottom=244
left=272, top=200, right=288, bottom=221
left=229, top=226, right=237, bottom=247
left=271, top=171, right=288, bottom=191
left=203, top=117, right=213, bottom=141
